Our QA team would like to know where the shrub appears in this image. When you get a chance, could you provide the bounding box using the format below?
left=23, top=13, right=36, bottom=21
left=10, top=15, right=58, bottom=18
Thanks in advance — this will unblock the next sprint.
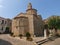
left=26, top=32, right=31, bottom=38
left=26, top=32, right=33, bottom=41
left=10, top=33, right=15, bottom=37
left=19, top=34, right=23, bottom=39
left=10, top=33, right=13, bottom=36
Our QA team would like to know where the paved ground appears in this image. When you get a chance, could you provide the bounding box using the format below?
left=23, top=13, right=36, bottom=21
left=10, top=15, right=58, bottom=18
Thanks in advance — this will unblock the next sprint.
left=42, top=38, right=60, bottom=45
left=33, top=37, right=46, bottom=42
left=0, top=34, right=37, bottom=45
left=1, top=34, right=60, bottom=45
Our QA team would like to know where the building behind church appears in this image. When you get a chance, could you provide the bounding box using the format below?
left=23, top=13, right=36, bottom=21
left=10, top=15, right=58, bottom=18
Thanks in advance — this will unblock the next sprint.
left=12, top=3, right=44, bottom=37
left=0, top=17, right=12, bottom=33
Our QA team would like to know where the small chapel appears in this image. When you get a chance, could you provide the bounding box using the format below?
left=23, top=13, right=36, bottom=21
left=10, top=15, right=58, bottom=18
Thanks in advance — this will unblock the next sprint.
left=12, top=3, right=44, bottom=37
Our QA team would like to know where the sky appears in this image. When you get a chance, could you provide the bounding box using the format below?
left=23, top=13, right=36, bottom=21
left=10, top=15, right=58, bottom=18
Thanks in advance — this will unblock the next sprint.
left=0, top=0, right=60, bottom=19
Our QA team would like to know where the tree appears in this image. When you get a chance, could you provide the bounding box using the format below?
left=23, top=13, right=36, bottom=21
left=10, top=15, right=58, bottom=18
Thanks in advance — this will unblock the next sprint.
left=56, top=18, right=60, bottom=29
left=48, top=18, right=56, bottom=29
left=48, top=16, right=60, bottom=36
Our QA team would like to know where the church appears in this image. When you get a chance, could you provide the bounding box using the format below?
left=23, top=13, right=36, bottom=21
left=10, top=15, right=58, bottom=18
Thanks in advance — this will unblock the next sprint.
left=12, top=3, right=44, bottom=37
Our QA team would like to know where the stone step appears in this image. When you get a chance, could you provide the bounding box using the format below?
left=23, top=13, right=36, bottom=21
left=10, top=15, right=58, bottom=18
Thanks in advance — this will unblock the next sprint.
left=36, top=36, right=56, bottom=45
left=36, top=39, right=49, bottom=45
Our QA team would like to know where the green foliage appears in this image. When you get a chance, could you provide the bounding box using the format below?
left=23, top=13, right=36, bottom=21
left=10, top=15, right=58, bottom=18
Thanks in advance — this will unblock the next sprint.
left=4, top=27, right=10, bottom=34
left=48, top=18, right=56, bottom=29
left=25, top=32, right=33, bottom=41
left=48, top=17, right=60, bottom=29
left=56, top=18, right=60, bottom=29
left=26, top=32, right=31, bottom=38
left=6, top=27, right=9, bottom=30
left=44, top=24, right=48, bottom=29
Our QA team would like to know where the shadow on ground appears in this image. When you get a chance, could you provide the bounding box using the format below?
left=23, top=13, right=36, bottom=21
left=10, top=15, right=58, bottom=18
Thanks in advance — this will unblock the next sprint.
left=0, top=39, right=12, bottom=45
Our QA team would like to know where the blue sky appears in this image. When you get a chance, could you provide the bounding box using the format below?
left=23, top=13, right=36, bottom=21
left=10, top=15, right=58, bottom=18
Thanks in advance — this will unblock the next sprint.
left=0, top=0, right=60, bottom=19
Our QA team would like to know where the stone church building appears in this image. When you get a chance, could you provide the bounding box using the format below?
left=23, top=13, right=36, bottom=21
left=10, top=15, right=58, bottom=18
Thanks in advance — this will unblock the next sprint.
left=12, top=3, right=44, bottom=37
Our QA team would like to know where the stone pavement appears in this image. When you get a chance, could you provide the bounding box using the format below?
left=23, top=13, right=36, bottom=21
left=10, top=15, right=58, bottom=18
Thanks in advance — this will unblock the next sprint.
left=0, top=34, right=37, bottom=45
left=0, top=34, right=51, bottom=45
left=42, top=38, right=60, bottom=45
left=33, top=37, right=47, bottom=42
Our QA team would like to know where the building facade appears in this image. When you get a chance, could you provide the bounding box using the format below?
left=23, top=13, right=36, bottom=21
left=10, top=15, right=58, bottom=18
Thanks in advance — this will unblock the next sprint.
left=0, top=17, right=12, bottom=33
left=12, top=3, right=44, bottom=37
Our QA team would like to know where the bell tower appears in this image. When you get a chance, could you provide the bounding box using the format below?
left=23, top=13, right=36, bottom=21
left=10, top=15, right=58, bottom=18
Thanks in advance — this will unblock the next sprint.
left=26, top=3, right=37, bottom=15
left=27, top=3, right=32, bottom=9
